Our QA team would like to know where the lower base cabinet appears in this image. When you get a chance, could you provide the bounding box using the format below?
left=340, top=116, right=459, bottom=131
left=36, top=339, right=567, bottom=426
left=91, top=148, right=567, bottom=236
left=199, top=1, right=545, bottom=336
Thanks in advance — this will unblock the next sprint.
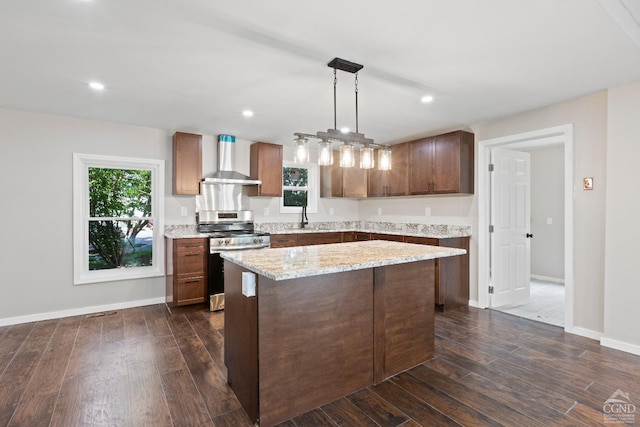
left=165, top=237, right=208, bottom=306
left=270, top=231, right=470, bottom=310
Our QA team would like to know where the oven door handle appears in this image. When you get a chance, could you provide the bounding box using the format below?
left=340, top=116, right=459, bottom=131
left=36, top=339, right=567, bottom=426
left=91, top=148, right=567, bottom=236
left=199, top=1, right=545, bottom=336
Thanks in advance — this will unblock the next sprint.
left=210, top=244, right=270, bottom=253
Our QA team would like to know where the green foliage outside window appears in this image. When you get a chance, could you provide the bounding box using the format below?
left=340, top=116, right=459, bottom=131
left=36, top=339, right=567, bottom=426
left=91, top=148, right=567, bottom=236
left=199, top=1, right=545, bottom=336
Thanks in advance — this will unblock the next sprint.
left=283, top=167, right=309, bottom=207
left=88, top=167, right=153, bottom=270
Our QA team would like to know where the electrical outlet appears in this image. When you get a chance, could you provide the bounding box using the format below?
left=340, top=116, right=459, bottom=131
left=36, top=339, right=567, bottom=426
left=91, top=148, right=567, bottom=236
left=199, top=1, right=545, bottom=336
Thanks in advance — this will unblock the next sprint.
left=180, top=207, right=188, bottom=217
left=377, top=207, right=382, bottom=215
left=329, top=208, right=334, bottom=215
left=424, top=207, right=431, bottom=216
left=546, top=217, right=553, bottom=225
left=263, top=207, right=269, bottom=216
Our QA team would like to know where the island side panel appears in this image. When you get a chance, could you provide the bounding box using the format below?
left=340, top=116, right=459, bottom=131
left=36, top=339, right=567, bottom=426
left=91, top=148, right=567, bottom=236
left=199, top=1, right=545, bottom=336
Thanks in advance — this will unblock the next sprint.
left=258, top=269, right=374, bottom=427
left=373, top=260, right=435, bottom=384
left=224, top=261, right=259, bottom=423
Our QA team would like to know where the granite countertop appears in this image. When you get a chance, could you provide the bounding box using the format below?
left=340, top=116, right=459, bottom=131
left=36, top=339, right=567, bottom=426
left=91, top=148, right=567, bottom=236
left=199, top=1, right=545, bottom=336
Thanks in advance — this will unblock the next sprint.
left=165, top=222, right=471, bottom=239
left=220, top=240, right=466, bottom=281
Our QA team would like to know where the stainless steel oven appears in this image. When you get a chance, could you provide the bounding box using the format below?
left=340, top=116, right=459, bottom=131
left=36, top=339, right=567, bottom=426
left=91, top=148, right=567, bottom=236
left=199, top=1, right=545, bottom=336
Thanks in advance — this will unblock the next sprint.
left=207, top=232, right=270, bottom=311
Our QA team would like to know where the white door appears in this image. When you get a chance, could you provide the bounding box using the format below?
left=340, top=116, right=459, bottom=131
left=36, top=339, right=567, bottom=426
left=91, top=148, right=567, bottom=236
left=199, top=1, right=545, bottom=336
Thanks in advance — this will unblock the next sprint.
left=490, top=147, right=531, bottom=307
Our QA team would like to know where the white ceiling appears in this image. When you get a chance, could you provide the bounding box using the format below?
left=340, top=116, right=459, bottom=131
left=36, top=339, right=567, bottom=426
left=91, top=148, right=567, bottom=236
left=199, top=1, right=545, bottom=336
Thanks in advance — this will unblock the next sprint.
left=2, top=0, right=640, bottom=145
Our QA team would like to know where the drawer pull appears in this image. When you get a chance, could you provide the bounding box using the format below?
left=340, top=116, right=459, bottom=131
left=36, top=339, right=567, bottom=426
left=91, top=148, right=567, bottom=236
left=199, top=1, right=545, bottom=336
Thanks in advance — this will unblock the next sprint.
left=184, top=279, right=200, bottom=283
left=184, top=253, right=200, bottom=257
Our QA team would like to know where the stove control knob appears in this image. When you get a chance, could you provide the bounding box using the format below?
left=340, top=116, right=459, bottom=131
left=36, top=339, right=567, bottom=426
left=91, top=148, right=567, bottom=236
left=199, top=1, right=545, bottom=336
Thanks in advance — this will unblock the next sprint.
left=224, top=238, right=231, bottom=245
left=217, top=239, right=225, bottom=246
left=253, top=237, right=263, bottom=244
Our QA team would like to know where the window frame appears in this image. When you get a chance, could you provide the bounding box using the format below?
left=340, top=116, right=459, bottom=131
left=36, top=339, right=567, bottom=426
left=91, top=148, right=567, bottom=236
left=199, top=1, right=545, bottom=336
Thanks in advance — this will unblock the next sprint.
left=280, top=161, right=318, bottom=214
left=73, top=153, right=165, bottom=285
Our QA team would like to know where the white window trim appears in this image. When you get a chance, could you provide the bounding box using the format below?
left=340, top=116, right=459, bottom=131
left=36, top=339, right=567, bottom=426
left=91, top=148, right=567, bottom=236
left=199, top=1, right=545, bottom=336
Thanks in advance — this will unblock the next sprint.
left=280, top=161, right=318, bottom=214
left=73, top=153, right=165, bottom=285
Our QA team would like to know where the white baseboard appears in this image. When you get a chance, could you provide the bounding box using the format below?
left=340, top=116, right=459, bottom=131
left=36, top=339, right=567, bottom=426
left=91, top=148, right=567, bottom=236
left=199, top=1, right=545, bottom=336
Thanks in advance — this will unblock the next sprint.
left=0, top=297, right=166, bottom=327
left=468, top=299, right=484, bottom=308
left=565, top=325, right=603, bottom=341
left=601, top=337, right=640, bottom=356
left=531, top=274, right=565, bottom=284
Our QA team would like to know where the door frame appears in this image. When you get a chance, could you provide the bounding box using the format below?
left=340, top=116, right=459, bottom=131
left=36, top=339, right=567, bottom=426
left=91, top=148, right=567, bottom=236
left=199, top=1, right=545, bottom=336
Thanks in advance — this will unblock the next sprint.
left=477, top=124, right=574, bottom=330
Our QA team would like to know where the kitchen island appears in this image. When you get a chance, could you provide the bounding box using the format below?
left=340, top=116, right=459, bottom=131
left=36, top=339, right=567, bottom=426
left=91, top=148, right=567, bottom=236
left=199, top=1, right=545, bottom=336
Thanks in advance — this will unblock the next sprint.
left=221, top=240, right=466, bottom=426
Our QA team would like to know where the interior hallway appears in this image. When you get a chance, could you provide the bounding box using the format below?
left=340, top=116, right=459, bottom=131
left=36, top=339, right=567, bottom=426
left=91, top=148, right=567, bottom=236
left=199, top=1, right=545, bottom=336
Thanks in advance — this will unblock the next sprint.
left=492, top=279, right=565, bottom=327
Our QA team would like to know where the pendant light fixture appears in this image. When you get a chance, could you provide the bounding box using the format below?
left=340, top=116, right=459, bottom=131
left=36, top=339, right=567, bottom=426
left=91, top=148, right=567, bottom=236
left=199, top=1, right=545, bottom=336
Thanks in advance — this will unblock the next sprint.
left=294, top=57, right=391, bottom=171
left=378, top=146, right=392, bottom=171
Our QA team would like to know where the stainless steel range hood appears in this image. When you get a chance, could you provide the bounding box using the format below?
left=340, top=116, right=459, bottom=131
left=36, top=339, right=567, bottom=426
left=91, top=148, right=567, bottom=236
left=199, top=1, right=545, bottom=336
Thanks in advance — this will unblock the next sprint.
left=203, top=135, right=261, bottom=185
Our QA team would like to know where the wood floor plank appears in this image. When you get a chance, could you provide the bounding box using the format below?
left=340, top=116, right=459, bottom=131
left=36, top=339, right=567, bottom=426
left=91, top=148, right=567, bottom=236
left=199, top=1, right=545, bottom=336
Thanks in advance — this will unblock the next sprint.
left=48, top=375, right=94, bottom=427
left=175, top=333, right=241, bottom=415
left=291, top=408, right=338, bottom=426
left=143, top=304, right=173, bottom=337
left=8, top=316, right=81, bottom=427
left=409, top=364, right=547, bottom=427
left=185, top=311, right=225, bottom=366
left=211, top=408, right=255, bottom=426
left=390, top=373, right=503, bottom=427
left=127, top=362, right=173, bottom=427
left=565, top=402, right=610, bottom=426
left=165, top=311, right=196, bottom=338
left=0, top=319, right=58, bottom=426
left=370, top=380, right=461, bottom=426
left=0, top=323, right=35, bottom=377
left=320, top=396, right=380, bottom=427
left=122, top=306, right=149, bottom=342
left=149, top=334, right=187, bottom=375
left=64, top=315, right=103, bottom=380
left=346, top=388, right=410, bottom=427
left=434, top=335, right=498, bottom=365
left=160, top=368, right=213, bottom=426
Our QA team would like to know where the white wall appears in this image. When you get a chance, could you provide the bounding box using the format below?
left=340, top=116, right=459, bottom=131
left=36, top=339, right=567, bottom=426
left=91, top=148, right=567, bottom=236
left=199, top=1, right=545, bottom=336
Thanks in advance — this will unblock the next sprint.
left=604, top=80, right=640, bottom=353
left=472, top=91, right=608, bottom=334
left=529, top=146, right=564, bottom=280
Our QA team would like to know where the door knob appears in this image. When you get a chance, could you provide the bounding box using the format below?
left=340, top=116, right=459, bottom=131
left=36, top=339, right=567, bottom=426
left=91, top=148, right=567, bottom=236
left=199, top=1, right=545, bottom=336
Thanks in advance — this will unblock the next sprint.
left=526, top=233, right=533, bottom=238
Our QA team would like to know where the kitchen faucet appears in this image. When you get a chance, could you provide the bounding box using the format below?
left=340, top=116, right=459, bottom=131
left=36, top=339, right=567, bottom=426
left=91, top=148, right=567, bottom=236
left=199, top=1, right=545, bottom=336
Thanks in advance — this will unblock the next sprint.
left=300, top=205, right=308, bottom=229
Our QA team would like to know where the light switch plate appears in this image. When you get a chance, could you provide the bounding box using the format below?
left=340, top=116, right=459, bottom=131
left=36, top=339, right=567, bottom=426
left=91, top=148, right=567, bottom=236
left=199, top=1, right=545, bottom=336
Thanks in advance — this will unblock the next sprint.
left=180, top=207, right=188, bottom=217
left=583, top=177, right=593, bottom=190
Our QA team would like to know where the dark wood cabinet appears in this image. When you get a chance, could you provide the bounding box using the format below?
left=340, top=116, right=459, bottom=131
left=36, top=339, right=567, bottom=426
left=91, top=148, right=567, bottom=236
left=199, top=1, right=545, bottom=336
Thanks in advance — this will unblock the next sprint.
left=165, top=238, right=208, bottom=306
left=368, top=143, right=409, bottom=197
left=297, top=232, right=343, bottom=246
left=247, top=142, right=283, bottom=197
left=354, top=232, right=371, bottom=241
left=371, top=233, right=404, bottom=242
left=270, top=234, right=298, bottom=248
left=404, top=235, right=470, bottom=310
left=409, top=130, right=474, bottom=195
left=320, top=151, right=368, bottom=198
left=172, top=132, right=202, bottom=195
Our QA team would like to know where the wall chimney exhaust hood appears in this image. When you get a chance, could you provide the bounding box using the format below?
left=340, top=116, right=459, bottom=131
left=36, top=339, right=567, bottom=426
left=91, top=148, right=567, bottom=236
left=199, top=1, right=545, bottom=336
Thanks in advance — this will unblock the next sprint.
left=203, top=135, right=261, bottom=185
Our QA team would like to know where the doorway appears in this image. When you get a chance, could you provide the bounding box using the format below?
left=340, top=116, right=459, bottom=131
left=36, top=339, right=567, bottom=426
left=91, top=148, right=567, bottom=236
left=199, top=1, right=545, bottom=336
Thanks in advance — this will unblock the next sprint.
left=477, top=124, right=574, bottom=330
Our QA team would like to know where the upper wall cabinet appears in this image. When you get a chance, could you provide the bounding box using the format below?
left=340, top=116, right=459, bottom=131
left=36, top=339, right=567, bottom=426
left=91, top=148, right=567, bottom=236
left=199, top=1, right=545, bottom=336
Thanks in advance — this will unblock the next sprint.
left=368, top=143, right=409, bottom=197
left=409, top=130, right=474, bottom=195
left=247, top=142, right=283, bottom=197
left=173, top=132, right=202, bottom=195
left=320, top=150, right=368, bottom=198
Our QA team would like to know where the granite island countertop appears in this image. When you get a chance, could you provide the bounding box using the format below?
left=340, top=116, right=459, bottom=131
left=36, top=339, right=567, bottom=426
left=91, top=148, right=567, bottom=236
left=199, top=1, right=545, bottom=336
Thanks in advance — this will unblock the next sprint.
left=220, top=240, right=466, bottom=281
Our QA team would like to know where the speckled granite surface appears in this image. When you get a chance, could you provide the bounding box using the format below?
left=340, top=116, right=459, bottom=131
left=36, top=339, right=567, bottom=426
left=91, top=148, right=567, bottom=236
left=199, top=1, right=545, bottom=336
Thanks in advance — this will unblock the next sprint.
left=165, top=221, right=471, bottom=239
left=220, top=240, right=466, bottom=281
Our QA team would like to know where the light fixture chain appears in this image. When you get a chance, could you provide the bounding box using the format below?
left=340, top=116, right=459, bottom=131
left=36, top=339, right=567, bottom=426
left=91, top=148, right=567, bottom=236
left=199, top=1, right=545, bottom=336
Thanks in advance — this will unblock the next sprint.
left=355, top=72, right=359, bottom=134
left=333, top=68, right=337, bottom=130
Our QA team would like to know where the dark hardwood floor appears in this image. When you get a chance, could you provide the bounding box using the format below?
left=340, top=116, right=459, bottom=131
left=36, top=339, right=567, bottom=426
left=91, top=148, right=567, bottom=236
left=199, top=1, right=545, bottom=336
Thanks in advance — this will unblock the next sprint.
left=1, top=303, right=638, bottom=426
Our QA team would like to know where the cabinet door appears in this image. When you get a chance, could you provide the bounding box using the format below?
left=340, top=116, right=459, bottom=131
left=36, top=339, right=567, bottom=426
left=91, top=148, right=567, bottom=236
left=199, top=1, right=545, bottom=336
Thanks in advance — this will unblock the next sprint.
left=433, top=131, right=474, bottom=194
left=249, top=142, right=283, bottom=197
left=343, top=150, right=368, bottom=198
left=173, top=132, right=202, bottom=195
left=354, top=232, right=371, bottom=241
left=367, top=150, right=386, bottom=197
left=409, top=137, right=435, bottom=195
left=387, top=143, right=409, bottom=196
left=371, top=233, right=404, bottom=242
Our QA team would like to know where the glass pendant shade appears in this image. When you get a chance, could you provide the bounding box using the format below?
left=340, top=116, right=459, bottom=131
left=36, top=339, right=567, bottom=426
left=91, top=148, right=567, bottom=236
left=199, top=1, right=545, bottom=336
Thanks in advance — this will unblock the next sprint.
left=360, top=146, right=374, bottom=169
left=294, top=137, right=309, bottom=163
left=318, top=140, right=334, bottom=166
left=378, top=147, right=392, bottom=171
left=339, top=144, right=355, bottom=168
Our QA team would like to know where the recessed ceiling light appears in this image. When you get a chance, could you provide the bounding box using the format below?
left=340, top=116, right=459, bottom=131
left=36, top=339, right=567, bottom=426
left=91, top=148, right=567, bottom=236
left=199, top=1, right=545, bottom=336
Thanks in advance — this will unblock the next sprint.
left=242, top=110, right=254, bottom=117
left=421, top=95, right=434, bottom=103
left=340, top=127, right=350, bottom=134
left=88, top=81, right=105, bottom=91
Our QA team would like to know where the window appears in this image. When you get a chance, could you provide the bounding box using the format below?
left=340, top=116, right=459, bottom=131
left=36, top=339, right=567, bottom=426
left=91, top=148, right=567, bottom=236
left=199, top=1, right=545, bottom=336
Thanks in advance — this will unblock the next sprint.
left=73, top=153, right=164, bottom=284
left=280, top=161, right=318, bottom=213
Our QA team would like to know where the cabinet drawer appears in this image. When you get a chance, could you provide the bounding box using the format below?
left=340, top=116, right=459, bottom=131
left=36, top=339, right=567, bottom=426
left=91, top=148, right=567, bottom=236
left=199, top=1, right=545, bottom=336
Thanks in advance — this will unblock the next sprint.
left=342, top=231, right=356, bottom=242
left=175, top=251, right=205, bottom=276
left=354, top=232, right=371, bottom=241
left=297, top=232, right=342, bottom=246
left=175, top=276, right=206, bottom=305
left=176, top=238, right=207, bottom=252
left=371, top=233, right=404, bottom=242
left=404, top=236, right=439, bottom=246
left=271, top=234, right=298, bottom=248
